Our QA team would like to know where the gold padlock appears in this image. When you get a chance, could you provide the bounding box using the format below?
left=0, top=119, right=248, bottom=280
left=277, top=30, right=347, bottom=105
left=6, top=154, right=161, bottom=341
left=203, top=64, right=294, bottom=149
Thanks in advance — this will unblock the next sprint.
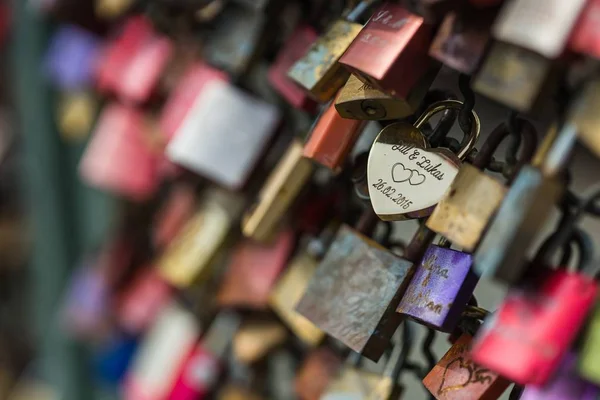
left=242, top=139, right=314, bottom=242
left=335, top=69, right=436, bottom=120
left=269, top=251, right=324, bottom=347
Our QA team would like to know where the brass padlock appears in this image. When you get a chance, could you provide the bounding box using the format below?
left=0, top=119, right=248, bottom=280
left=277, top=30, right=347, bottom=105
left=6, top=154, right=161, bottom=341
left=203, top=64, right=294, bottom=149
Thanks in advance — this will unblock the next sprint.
left=287, top=1, right=373, bottom=102
left=269, top=250, right=325, bottom=347
left=242, top=139, right=314, bottom=242
left=157, top=190, right=242, bottom=288
left=335, top=68, right=437, bottom=120
left=427, top=118, right=538, bottom=251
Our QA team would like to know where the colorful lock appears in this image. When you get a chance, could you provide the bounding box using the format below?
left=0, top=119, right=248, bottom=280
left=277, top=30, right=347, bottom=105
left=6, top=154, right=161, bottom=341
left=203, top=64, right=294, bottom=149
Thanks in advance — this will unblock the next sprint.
left=397, top=245, right=478, bottom=332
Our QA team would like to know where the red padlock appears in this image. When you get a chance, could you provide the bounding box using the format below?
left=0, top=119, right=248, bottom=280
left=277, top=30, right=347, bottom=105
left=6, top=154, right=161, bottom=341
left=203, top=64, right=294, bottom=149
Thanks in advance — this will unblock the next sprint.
left=569, top=0, right=600, bottom=59
left=339, top=2, right=435, bottom=97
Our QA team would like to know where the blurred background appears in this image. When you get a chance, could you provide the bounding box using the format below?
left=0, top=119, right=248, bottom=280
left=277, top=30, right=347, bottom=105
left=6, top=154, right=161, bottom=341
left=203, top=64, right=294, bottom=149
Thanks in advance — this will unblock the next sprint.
left=0, top=0, right=599, bottom=399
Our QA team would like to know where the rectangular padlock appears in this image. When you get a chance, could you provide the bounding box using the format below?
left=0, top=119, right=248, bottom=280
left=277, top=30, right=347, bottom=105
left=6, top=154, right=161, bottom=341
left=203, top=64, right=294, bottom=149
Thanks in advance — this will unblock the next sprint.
left=242, top=139, right=314, bottom=242
left=79, top=104, right=160, bottom=201
left=217, top=229, right=295, bottom=309
left=423, top=334, right=511, bottom=400
left=569, top=0, right=600, bottom=59
left=167, top=312, right=240, bottom=400
left=268, top=25, right=319, bottom=111
left=232, top=321, right=288, bottom=364
left=117, top=269, right=173, bottom=335
left=473, top=41, right=553, bottom=113
left=339, top=2, right=435, bottom=98
left=492, top=0, right=587, bottom=58
left=521, top=353, right=600, bottom=400
left=397, top=245, right=478, bottom=332
left=157, top=191, right=239, bottom=288
left=304, top=98, right=366, bottom=171
left=123, top=303, right=200, bottom=400
left=159, top=63, right=229, bottom=141
left=269, top=251, right=325, bottom=347
left=429, top=6, right=495, bottom=74
left=44, top=25, right=101, bottom=90
left=471, top=269, right=598, bottom=385
left=335, top=68, right=435, bottom=120
left=167, top=80, right=279, bottom=190
left=296, top=225, right=414, bottom=361
left=579, top=304, right=600, bottom=384
left=295, top=347, right=342, bottom=400
left=286, top=4, right=365, bottom=102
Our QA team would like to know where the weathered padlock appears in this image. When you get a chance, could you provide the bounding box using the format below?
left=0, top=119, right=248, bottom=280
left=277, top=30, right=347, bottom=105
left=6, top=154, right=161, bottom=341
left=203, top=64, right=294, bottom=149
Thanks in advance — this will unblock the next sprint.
left=168, top=312, right=241, bottom=400
left=423, top=334, right=511, bottom=400
left=396, top=242, right=478, bottom=332
left=269, top=250, right=325, bottom=347
left=569, top=0, right=600, bottom=59
left=335, top=67, right=437, bottom=120
left=232, top=321, right=288, bottom=364
left=473, top=119, right=577, bottom=283
left=579, top=304, right=600, bottom=384
left=303, top=98, right=367, bottom=172
left=242, top=139, right=314, bottom=242
left=472, top=212, right=599, bottom=385
left=217, top=229, right=295, bottom=309
left=44, top=25, right=101, bottom=90
left=429, top=6, right=496, bottom=74
left=157, top=190, right=241, bottom=288
left=321, top=341, right=404, bottom=399
left=427, top=118, right=538, bottom=252
left=296, top=223, right=424, bottom=360
left=473, top=41, right=555, bottom=113
left=368, top=100, right=480, bottom=221
left=287, top=1, right=373, bottom=102
left=339, top=2, right=436, bottom=98
left=123, top=303, right=201, bottom=400
left=492, top=0, right=587, bottom=59
left=522, top=353, right=600, bottom=400
left=268, top=25, right=319, bottom=111
left=294, top=347, right=343, bottom=400
left=166, top=80, right=280, bottom=190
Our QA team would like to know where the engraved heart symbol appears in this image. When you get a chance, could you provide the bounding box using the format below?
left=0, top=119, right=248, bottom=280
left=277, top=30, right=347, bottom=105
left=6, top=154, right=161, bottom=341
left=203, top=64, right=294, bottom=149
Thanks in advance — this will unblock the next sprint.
left=409, top=170, right=425, bottom=186
left=438, top=356, right=473, bottom=395
left=391, top=163, right=412, bottom=183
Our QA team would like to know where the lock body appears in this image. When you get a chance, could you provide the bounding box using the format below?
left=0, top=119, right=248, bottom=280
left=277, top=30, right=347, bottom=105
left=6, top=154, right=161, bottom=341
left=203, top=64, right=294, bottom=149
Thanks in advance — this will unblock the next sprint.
left=287, top=19, right=363, bottom=102
left=166, top=80, right=279, bottom=190
left=269, top=252, right=324, bottom=346
left=335, top=71, right=434, bottom=120
left=339, top=2, right=434, bottom=98
left=474, top=165, right=562, bottom=284
left=569, top=0, right=600, bottom=58
left=242, top=140, right=314, bottom=242
left=492, top=0, right=587, bottom=58
left=217, top=229, right=294, bottom=309
left=268, top=25, right=319, bottom=111
left=579, top=305, right=600, bottom=384
left=471, top=269, right=598, bottom=385
left=304, top=99, right=366, bottom=171
left=157, top=194, right=234, bottom=288
left=429, top=8, right=494, bottom=74
left=296, top=225, right=414, bottom=361
left=397, top=245, right=478, bottom=332
left=521, top=353, right=600, bottom=400
left=294, top=348, right=342, bottom=400
left=473, top=41, right=552, bottom=113
left=427, top=163, right=507, bottom=252
left=423, top=334, right=510, bottom=400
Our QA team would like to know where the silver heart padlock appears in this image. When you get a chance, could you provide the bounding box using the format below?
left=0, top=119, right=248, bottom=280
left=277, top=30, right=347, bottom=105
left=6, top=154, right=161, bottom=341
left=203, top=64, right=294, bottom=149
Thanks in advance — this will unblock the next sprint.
left=367, top=100, right=480, bottom=221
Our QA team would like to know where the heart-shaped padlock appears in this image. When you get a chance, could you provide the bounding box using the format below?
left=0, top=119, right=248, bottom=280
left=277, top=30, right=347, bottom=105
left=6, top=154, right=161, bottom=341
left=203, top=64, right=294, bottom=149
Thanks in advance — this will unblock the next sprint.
left=367, top=100, right=480, bottom=221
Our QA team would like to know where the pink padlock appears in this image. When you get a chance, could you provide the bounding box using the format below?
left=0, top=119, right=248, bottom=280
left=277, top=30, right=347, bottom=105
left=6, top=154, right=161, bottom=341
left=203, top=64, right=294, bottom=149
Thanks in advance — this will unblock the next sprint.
left=79, top=104, right=160, bottom=200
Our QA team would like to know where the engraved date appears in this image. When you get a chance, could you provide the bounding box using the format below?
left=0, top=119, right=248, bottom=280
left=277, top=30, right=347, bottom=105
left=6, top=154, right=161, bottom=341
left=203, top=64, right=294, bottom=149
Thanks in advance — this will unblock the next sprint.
left=372, top=178, right=413, bottom=209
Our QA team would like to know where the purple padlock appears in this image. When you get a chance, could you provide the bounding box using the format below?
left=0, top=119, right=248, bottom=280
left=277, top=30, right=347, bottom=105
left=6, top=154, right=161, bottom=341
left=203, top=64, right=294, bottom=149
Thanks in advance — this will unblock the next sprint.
left=396, top=245, right=478, bottom=332
left=44, top=25, right=101, bottom=90
left=521, top=353, right=600, bottom=400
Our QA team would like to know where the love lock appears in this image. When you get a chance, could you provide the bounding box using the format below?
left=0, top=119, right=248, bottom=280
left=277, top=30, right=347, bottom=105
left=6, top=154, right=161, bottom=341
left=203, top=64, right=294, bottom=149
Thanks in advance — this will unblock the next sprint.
left=367, top=100, right=480, bottom=221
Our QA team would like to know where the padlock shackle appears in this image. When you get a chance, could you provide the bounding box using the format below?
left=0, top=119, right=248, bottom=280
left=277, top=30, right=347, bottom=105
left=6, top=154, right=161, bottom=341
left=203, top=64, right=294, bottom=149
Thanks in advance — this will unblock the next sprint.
left=414, top=100, right=480, bottom=159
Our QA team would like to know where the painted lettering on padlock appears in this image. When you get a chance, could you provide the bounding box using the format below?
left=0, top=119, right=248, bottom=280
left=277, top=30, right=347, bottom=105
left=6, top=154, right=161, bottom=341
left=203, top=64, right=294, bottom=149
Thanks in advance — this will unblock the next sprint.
left=368, top=139, right=459, bottom=218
